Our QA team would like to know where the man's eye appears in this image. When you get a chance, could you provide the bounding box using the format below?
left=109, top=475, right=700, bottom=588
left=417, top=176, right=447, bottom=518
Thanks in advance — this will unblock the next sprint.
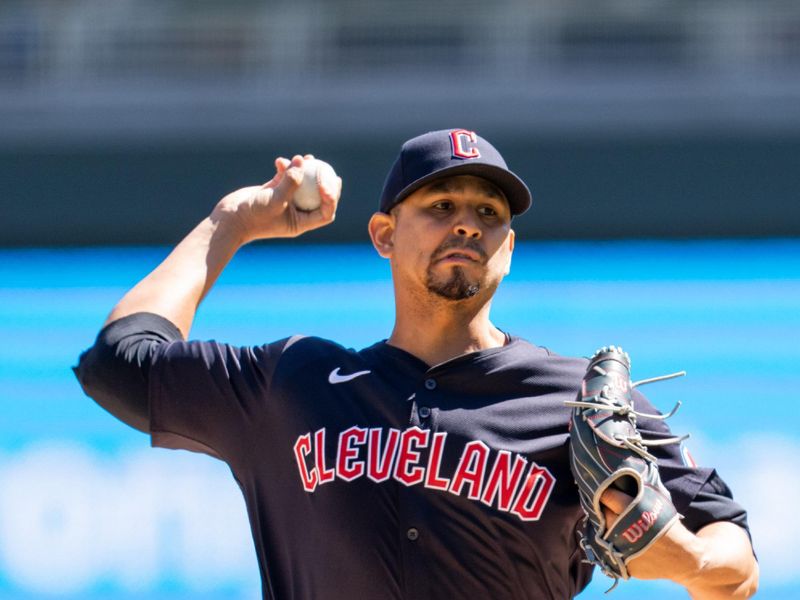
left=433, top=201, right=452, bottom=210
left=479, top=206, right=498, bottom=216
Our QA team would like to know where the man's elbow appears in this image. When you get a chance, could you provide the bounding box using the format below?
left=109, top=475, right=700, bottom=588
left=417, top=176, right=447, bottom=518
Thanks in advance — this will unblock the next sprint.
left=708, top=563, right=759, bottom=599
left=737, top=559, right=759, bottom=599
left=687, top=561, right=758, bottom=600
left=688, top=521, right=759, bottom=599
left=73, top=342, right=151, bottom=434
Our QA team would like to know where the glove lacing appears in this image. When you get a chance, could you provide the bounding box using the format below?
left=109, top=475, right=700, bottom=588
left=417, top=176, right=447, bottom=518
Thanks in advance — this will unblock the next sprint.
left=564, top=366, right=689, bottom=463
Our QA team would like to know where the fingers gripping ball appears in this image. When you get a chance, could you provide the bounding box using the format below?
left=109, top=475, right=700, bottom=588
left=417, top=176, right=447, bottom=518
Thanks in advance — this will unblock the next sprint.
left=292, top=158, right=338, bottom=212
left=565, top=346, right=688, bottom=590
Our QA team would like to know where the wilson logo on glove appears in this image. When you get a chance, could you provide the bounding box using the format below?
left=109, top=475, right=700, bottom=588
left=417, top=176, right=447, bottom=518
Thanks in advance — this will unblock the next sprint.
left=621, top=498, right=664, bottom=543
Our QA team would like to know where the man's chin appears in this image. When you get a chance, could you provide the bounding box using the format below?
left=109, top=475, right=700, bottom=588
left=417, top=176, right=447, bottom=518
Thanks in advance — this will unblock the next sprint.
left=425, top=268, right=481, bottom=301
left=429, top=285, right=480, bottom=301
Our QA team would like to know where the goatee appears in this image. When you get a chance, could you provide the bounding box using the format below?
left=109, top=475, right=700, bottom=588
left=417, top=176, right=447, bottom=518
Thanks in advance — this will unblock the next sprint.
left=425, top=266, right=480, bottom=300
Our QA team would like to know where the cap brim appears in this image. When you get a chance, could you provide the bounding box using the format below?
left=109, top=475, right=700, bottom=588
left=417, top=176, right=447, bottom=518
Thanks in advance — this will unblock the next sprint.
left=385, top=162, right=531, bottom=216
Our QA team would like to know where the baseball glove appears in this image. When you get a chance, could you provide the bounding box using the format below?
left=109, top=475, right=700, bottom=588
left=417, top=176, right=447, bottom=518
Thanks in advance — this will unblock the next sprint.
left=566, top=346, right=687, bottom=589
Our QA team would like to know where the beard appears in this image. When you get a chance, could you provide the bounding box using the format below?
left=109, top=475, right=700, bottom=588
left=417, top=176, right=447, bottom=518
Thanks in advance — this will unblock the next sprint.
left=425, top=265, right=481, bottom=300
left=424, top=238, right=489, bottom=300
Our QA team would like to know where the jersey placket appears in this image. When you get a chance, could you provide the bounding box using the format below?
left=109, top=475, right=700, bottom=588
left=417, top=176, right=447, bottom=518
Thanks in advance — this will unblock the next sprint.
left=396, top=370, right=443, bottom=599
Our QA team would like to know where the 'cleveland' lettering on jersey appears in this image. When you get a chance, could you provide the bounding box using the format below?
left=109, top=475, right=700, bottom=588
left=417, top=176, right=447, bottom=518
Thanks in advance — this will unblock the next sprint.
left=293, top=426, right=556, bottom=521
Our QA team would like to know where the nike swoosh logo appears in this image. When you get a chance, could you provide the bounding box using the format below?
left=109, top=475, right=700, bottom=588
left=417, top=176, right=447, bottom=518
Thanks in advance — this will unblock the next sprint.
left=328, top=367, right=371, bottom=384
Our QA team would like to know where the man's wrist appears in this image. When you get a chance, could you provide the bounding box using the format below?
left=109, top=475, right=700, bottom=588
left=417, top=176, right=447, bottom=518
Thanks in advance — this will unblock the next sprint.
left=210, top=200, right=253, bottom=248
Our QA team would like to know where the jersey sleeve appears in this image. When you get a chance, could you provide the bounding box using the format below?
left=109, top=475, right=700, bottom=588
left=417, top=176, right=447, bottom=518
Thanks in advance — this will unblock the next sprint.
left=147, top=328, right=293, bottom=462
left=75, top=310, right=294, bottom=462
left=73, top=312, right=185, bottom=433
left=632, top=389, right=751, bottom=538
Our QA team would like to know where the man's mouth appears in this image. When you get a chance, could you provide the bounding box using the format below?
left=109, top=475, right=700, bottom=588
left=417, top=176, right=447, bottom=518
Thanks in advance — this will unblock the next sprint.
left=438, top=249, right=482, bottom=263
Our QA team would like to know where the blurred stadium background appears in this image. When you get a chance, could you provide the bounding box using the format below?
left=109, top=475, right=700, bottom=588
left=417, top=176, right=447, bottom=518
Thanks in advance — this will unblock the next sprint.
left=1, top=1, right=799, bottom=598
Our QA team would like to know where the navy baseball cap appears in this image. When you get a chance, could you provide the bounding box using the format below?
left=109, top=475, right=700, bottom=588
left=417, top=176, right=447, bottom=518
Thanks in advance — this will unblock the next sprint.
left=379, top=129, right=532, bottom=216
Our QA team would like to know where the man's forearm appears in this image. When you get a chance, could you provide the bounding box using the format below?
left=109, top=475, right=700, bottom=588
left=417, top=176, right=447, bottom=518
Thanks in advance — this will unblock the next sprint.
left=681, top=521, right=759, bottom=599
left=104, top=208, right=246, bottom=338
left=103, top=156, right=340, bottom=337
left=611, top=484, right=759, bottom=599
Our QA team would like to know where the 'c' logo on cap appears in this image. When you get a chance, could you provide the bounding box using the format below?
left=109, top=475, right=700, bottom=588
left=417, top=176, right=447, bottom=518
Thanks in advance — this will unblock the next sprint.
left=450, top=129, right=481, bottom=160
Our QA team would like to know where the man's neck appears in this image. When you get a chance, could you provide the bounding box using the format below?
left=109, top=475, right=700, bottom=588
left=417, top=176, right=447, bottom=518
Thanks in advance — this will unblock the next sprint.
left=386, top=295, right=507, bottom=367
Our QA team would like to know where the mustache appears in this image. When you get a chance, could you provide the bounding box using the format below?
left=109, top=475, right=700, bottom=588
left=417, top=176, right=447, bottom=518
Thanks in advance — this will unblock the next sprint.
left=431, top=238, right=488, bottom=263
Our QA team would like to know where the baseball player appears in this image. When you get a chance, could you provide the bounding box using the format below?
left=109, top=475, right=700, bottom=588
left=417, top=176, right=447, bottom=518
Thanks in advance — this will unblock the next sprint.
left=74, top=129, right=758, bottom=599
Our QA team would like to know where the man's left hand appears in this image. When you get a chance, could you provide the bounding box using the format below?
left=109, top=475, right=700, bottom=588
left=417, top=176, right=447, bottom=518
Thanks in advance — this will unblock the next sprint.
left=601, top=488, right=759, bottom=599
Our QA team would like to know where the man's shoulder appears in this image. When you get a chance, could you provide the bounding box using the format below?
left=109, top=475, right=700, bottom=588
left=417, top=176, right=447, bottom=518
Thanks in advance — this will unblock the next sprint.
left=504, top=336, right=588, bottom=374
left=270, top=335, right=375, bottom=368
left=271, top=334, right=349, bottom=356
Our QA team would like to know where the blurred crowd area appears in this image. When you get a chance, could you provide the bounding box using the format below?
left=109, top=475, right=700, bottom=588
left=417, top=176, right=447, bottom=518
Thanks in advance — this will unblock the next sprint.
left=3, top=0, right=800, bottom=83
left=2, top=2, right=799, bottom=244
left=2, top=0, right=800, bottom=143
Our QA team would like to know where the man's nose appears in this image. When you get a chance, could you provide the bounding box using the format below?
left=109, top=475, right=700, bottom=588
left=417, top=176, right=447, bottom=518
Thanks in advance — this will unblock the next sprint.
left=453, top=212, right=481, bottom=238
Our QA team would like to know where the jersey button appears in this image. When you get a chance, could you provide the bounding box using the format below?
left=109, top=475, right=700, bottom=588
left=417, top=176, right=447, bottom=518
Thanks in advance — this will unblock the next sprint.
left=424, top=378, right=436, bottom=390
left=406, top=527, right=420, bottom=541
left=418, top=406, right=431, bottom=419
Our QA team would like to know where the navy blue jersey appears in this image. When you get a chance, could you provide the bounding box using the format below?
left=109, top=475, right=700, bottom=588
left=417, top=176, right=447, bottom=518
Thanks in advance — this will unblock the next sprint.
left=75, top=313, right=750, bottom=600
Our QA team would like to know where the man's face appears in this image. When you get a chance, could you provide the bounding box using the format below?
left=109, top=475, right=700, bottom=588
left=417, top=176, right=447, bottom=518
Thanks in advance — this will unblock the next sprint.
left=374, top=174, right=515, bottom=303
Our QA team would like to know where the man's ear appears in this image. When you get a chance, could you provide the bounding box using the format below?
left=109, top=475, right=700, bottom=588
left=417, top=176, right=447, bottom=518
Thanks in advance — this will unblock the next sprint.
left=503, top=229, right=515, bottom=276
left=368, top=212, right=395, bottom=259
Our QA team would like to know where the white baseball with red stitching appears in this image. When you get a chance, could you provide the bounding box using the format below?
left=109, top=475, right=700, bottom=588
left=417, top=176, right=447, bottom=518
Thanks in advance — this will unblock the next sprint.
left=293, top=158, right=337, bottom=212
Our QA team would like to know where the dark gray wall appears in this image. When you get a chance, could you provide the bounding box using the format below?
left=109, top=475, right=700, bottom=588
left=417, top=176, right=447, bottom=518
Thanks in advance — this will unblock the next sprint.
left=3, top=133, right=799, bottom=247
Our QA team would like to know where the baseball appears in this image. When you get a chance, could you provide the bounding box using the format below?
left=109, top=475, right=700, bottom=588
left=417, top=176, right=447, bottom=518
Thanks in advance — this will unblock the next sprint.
left=292, top=158, right=338, bottom=212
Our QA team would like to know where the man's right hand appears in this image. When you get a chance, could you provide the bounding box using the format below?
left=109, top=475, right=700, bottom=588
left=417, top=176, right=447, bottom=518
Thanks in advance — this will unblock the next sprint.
left=214, top=154, right=342, bottom=244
